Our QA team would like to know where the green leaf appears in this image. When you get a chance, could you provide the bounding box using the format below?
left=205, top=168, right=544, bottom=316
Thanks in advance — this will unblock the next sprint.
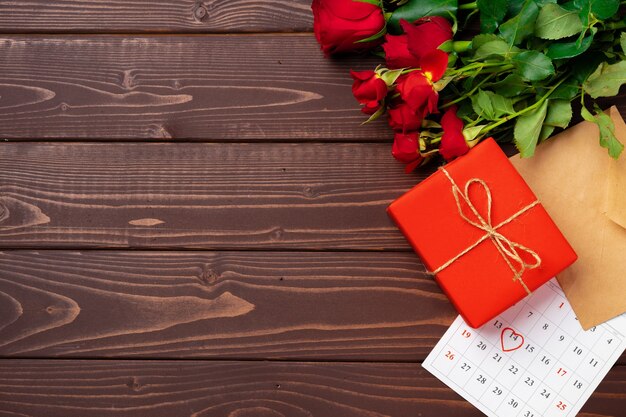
left=477, top=0, right=508, bottom=33
left=546, top=33, right=593, bottom=59
left=515, top=99, right=549, bottom=157
left=380, top=69, right=404, bottom=86
left=581, top=105, right=624, bottom=158
left=463, top=125, right=486, bottom=142
left=569, top=51, right=606, bottom=84
left=492, top=74, right=529, bottom=97
left=621, top=32, right=626, bottom=55
left=354, top=0, right=381, bottom=6
left=473, top=39, right=520, bottom=60
left=499, top=0, right=539, bottom=45
left=544, top=99, right=572, bottom=128
left=539, top=125, right=555, bottom=141
left=574, top=0, right=619, bottom=21
left=549, top=80, right=579, bottom=100
left=471, top=34, right=502, bottom=50
left=507, top=0, right=555, bottom=17
left=574, top=0, right=619, bottom=29
left=512, top=50, right=555, bottom=81
left=387, top=0, right=458, bottom=33
left=471, top=89, right=496, bottom=119
left=583, top=61, right=626, bottom=98
left=534, top=3, right=583, bottom=40
left=471, top=89, right=515, bottom=120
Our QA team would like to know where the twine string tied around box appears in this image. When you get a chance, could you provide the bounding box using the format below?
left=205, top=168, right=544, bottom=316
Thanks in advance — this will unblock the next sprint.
left=432, top=167, right=542, bottom=294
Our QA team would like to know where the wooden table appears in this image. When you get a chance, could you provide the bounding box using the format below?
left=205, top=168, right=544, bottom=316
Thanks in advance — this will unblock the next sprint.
left=0, top=1, right=624, bottom=415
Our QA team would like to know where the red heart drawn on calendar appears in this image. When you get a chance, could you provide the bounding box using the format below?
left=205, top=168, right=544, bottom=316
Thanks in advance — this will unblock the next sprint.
left=500, top=327, right=524, bottom=352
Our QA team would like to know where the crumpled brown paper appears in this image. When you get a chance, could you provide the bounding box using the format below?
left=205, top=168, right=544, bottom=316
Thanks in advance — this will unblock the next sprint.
left=510, top=106, right=626, bottom=330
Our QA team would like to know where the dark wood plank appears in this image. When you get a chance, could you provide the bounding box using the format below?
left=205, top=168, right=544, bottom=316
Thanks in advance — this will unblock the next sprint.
left=0, top=360, right=624, bottom=417
left=0, top=250, right=453, bottom=360
left=0, top=1, right=313, bottom=33
left=0, top=35, right=388, bottom=140
left=0, top=142, right=422, bottom=250
left=3, top=251, right=622, bottom=363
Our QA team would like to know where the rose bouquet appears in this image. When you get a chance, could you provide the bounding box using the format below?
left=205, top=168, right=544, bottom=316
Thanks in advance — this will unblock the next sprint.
left=312, top=0, right=626, bottom=171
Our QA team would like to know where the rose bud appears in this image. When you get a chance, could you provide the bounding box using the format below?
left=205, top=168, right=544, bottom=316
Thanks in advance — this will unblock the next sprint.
left=350, top=70, right=388, bottom=115
left=312, top=0, right=385, bottom=56
left=392, top=131, right=422, bottom=164
left=388, top=101, right=421, bottom=132
left=440, top=106, right=470, bottom=161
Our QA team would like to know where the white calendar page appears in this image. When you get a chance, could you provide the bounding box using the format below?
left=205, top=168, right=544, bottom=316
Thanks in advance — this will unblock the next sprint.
left=423, top=278, right=626, bottom=417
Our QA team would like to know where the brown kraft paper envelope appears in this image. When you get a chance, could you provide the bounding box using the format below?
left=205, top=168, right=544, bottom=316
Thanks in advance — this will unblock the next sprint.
left=510, top=106, right=626, bottom=330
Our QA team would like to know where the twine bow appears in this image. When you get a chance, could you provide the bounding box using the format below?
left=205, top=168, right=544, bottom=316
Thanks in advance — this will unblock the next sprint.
left=433, top=167, right=542, bottom=294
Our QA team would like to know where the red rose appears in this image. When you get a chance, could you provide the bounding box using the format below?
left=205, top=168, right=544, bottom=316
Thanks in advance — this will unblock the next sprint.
left=383, top=18, right=452, bottom=69
left=440, top=106, right=469, bottom=161
left=312, top=0, right=385, bottom=56
left=350, top=70, right=388, bottom=115
left=383, top=33, right=420, bottom=69
left=388, top=101, right=421, bottom=132
left=395, top=50, right=448, bottom=120
left=402, top=17, right=453, bottom=62
left=392, top=132, right=422, bottom=164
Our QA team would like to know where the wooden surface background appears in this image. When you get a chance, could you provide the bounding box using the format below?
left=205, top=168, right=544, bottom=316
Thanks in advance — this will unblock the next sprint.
left=0, top=2, right=624, bottom=416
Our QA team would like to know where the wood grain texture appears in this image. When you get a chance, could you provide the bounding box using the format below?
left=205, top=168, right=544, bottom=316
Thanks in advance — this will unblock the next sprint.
left=0, top=1, right=313, bottom=33
left=0, top=250, right=454, bottom=360
left=0, top=35, right=389, bottom=140
left=0, top=360, right=624, bottom=417
left=0, top=142, right=427, bottom=250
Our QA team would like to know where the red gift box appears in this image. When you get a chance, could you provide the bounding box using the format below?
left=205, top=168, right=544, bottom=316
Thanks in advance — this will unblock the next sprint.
left=387, top=138, right=577, bottom=328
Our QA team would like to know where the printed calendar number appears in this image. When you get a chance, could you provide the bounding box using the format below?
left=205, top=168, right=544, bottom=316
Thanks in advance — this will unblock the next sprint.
left=572, top=346, right=583, bottom=355
left=476, top=374, right=487, bottom=384
left=445, top=350, right=455, bottom=360
left=492, top=386, right=502, bottom=396
left=508, top=365, right=519, bottom=375
left=493, top=320, right=503, bottom=329
left=524, top=411, right=535, bottom=417
left=508, top=398, right=519, bottom=408
left=556, top=401, right=567, bottom=411
left=556, top=367, right=567, bottom=377
left=573, top=379, right=583, bottom=389
left=524, top=377, right=535, bottom=386
left=525, top=343, right=535, bottom=353
left=461, top=362, right=472, bottom=371
left=477, top=341, right=487, bottom=351
left=492, top=353, right=502, bottom=363
left=541, top=355, right=551, bottom=365
left=541, top=388, right=551, bottom=398
left=461, top=329, right=472, bottom=338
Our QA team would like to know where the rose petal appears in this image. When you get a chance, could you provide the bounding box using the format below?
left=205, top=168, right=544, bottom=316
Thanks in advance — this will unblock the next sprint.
left=420, top=49, right=449, bottom=82
left=440, top=106, right=469, bottom=161
left=383, top=34, right=420, bottom=69
left=402, top=17, right=453, bottom=61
